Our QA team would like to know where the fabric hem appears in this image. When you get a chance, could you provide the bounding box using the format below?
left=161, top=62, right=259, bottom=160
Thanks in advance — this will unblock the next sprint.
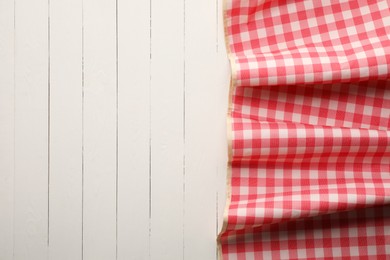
left=216, top=0, right=236, bottom=259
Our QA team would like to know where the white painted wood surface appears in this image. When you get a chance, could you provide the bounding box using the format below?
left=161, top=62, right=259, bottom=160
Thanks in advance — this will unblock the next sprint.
left=48, top=0, right=83, bottom=259
left=0, top=0, right=229, bottom=259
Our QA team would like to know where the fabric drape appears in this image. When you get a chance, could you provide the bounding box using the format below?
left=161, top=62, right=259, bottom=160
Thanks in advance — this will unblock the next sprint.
left=218, top=0, right=390, bottom=259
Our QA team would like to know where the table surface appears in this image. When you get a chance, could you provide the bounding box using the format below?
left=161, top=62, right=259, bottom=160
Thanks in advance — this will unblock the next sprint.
left=0, top=0, right=229, bottom=259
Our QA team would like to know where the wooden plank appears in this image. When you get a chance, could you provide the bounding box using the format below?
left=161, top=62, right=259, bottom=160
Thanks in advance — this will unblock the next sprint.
left=150, top=0, right=185, bottom=258
left=48, top=0, right=83, bottom=259
left=183, top=0, right=220, bottom=258
left=82, top=0, right=117, bottom=259
left=116, top=0, right=150, bottom=259
left=0, top=1, right=14, bottom=259
left=14, top=0, right=49, bottom=258
left=216, top=0, right=230, bottom=234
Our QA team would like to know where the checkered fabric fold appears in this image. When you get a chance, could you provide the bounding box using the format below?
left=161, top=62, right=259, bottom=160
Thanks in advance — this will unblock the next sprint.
left=218, top=0, right=390, bottom=259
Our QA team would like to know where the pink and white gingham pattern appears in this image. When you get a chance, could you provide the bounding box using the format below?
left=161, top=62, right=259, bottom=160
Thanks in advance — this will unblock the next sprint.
left=227, top=0, right=390, bottom=87
left=219, top=0, right=390, bottom=259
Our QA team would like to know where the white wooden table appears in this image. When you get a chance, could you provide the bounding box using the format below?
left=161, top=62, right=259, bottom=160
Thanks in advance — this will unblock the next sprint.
left=0, top=0, right=229, bottom=259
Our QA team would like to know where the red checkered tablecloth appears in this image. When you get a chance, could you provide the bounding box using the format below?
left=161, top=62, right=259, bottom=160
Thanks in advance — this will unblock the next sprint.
left=218, top=0, right=390, bottom=259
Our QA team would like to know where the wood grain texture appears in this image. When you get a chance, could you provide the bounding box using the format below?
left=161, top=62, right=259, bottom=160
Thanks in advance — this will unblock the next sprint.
left=82, top=0, right=117, bottom=259
left=117, top=0, right=151, bottom=259
left=150, top=0, right=185, bottom=259
left=216, top=0, right=230, bottom=234
left=48, top=0, right=83, bottom=259
left=1, top=0, right=228, bottom=259
left=14, top=0, right=49, bottom=259
left=184, top=0, right=219, bottom=258
left=0, top=0, right=14, bottom=259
